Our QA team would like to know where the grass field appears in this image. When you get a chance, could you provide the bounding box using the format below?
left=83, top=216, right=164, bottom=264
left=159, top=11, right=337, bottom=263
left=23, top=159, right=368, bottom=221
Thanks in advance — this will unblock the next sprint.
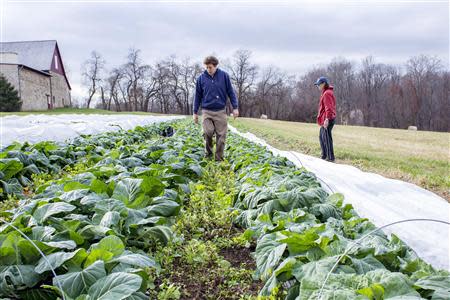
left=230, top=118, right=450, bottom=201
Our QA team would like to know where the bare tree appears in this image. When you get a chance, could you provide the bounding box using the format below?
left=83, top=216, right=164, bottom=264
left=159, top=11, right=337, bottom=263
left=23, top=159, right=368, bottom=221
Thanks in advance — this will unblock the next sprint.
left=122, top=48, right=150, bottom=111
left=357, top=56, right=392, bottom=126
left=226, top=50, right=258, bottom=116
left=82, top=51, right=105, bottom=108
left=80, top=48, right=448, bottom=132
left=405, top=55, right=443, bottom=129
left=102, top=68, right=123, bottom=111
left=142, top=66, right=159, bottom=112
left=178, top=58, right=201, bottom=115
left=326, top=58, right=355, bottom=124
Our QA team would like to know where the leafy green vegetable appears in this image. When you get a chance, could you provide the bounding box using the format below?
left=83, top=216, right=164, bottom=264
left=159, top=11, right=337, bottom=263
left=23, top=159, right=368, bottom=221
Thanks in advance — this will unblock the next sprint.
left=53, top=260, right=106, bottom=298
left=87, top=272, right=142, bottom=300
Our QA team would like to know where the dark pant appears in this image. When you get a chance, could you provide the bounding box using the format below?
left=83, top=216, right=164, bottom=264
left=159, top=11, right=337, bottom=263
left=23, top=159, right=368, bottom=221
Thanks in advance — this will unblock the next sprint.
left=319, top=119, right=335, bottom=161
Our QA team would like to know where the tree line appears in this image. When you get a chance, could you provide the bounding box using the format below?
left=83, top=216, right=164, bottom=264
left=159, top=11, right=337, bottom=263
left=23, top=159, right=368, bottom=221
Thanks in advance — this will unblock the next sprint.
left=82, top=49, right=449, bottom=132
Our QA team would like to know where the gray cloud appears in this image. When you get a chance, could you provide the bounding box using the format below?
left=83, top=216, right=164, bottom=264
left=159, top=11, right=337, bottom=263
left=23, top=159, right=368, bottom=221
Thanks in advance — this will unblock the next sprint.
left=3, top=1, right=448, bottom=100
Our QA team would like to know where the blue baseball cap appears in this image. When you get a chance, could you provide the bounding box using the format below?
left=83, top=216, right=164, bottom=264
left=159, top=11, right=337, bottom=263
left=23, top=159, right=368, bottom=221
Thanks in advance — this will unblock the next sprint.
left=314, top=76, right=329, bottom=86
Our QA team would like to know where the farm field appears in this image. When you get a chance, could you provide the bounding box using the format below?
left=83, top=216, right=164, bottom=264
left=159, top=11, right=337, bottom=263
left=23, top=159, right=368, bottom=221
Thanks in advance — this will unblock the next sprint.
left=4, top=109, right=447, bottom=201
left=231, top=118, right=450, bottom=202
left=0, top=118, right=448, bottom=299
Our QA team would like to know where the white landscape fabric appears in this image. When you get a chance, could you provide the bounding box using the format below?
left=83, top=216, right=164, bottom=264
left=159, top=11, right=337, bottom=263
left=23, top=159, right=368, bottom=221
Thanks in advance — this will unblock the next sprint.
left=0, top=114, right=185, bottom=147
left=229, top=125, right=450, bottom=271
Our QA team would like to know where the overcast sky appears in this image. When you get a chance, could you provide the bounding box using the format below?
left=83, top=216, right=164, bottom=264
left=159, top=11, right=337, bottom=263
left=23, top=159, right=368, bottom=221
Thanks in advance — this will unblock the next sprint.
left=2, top=0, right=449, bottom=102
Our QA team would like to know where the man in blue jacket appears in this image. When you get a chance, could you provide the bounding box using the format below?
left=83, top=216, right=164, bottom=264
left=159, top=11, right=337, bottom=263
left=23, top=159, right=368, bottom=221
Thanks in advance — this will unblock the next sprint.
left=193, top=56, right=239, bottom=161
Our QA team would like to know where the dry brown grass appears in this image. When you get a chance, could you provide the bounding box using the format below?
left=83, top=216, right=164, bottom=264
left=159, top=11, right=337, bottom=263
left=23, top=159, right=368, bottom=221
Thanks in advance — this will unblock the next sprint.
left=230, top=118, right=450, bottom=201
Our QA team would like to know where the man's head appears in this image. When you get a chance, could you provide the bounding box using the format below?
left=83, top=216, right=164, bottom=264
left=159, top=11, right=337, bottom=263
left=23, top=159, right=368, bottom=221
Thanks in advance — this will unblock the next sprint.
left=314, top=76, right=329, bottom=91
left=203, top=56, right=219, bottom=76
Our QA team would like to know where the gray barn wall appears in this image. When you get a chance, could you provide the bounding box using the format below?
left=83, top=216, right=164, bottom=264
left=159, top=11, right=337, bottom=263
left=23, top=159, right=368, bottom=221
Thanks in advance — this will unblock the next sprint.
left=19, top=67, right=51, bottom=111
left=49, top=71, right=71, bottom=108
left=0, top=64, right=20, bottom=92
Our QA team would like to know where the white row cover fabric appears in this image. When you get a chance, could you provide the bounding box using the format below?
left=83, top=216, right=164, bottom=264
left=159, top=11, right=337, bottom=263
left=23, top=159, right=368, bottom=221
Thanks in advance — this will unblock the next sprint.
left=229, top=125, right=450, bottom=271
left=0, top=114, right=184, bottom=147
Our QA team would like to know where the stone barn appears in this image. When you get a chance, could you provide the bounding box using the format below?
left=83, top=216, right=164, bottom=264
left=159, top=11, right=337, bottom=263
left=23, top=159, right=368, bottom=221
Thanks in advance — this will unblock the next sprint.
left=0, top=40, right=71, bottom=110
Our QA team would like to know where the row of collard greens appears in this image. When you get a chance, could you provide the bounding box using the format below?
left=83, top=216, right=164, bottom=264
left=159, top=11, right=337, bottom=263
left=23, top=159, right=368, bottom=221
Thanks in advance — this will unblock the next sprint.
left=227, top=134, right=449, bottom=300
left=0, top=121, right=204, bottom=299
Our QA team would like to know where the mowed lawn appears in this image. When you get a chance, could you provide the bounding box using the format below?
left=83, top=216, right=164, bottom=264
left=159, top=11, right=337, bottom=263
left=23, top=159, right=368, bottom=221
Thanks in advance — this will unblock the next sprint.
left=230, top=118, right=450, bottom=201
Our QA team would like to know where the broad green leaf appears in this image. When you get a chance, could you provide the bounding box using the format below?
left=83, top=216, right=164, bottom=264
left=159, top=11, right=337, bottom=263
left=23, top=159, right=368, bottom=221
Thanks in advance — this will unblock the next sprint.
left=0, top=265, right=41, bottom=296
left=90, top=178, right=109, bottom=194
left=124, top=292, right=148, bottom=300
left=43, top=240, right=77, bottom=250
left=84, top=249, right=114, bottom=267
left=357, top=283, right=385, bottom=299
left=0, top=178, right=23, bottom=196
left=33, top=202, right=76, bottom=223
left=53, top=260, right=106, bottom=299
left=365, top=269, right=421, bottom=299
left=140, top=176, right=164, bottom=197
left=350, top=255, right=386, bottom=275
left=35, top=249, right=83, bottom=274
left=99, top=211, right=121, bottom=228
left=112, top=178, right=142, bottom=204
left=292, top=256, right=338, bottom=282
left=87, top=272, right=142, bottom=300
left=97, top=235, right=125, bottom=256
left=278, top=226, right=322, bottom=255
left=31, top=226, right=56, bottom=241
left=0, top=158, right=23, bottom=180
left=109, top=252, right=157, bottom=268
left=64, top=181, right=90, bottom=192
left=141, top=225, right=173, bottom=245
left=59, top=189, right=90, bottom=203
left=147, top=200, right=180, bottom=217
left=255, top=232, right=287, bottom=281
left=310, top=202, right=342, bottom=221
left=79, top=224, right=114, bottom=240
left=414, top=275, right=450, bottom=300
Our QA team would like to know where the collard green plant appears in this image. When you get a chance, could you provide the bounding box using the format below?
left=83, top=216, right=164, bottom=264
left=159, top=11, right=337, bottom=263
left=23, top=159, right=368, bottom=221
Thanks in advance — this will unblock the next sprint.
left=226, top=133, right=449, bottom=300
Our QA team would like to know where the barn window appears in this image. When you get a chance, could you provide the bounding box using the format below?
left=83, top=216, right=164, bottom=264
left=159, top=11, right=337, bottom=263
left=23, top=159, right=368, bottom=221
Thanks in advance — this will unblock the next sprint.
left=54, top=55, right=58, bottom=69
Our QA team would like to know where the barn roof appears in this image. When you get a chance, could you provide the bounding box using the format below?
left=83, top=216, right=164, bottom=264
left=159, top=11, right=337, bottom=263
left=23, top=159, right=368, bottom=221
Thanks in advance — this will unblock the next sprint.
left=0, top=40, right=57, bottom=71
left=0, top=40, right=71, bottom=90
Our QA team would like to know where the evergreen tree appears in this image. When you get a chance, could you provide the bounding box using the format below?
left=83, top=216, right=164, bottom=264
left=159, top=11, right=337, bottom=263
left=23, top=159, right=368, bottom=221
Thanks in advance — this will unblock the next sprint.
left=0, top=75, right=22, bottom=112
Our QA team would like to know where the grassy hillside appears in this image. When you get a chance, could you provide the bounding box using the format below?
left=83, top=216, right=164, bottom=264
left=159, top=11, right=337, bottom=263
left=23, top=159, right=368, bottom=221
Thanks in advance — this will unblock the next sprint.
left=230, top=118, right=450, bottom=201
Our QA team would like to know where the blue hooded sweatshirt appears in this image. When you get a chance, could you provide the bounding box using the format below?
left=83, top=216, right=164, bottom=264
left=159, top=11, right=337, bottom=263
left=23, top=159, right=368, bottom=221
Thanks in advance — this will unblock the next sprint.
left=193, top=68, right=238, bottom=114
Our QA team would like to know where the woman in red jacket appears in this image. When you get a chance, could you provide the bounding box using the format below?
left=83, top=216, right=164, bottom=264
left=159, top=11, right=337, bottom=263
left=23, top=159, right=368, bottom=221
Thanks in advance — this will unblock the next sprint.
left=315, top=76, right=336, bottom=162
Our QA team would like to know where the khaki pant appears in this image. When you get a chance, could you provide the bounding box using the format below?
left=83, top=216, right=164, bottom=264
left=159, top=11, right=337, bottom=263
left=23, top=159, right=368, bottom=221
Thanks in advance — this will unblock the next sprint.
left=202, top=109, right=228, bottom=161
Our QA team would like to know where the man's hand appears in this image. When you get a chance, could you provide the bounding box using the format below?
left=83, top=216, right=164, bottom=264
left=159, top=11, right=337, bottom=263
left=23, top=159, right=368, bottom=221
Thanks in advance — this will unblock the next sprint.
left=232, top=109, right=239, bottom=119
left=193, top=113, right=199, bottom=124
left=323, top=118, right=329, bottom=129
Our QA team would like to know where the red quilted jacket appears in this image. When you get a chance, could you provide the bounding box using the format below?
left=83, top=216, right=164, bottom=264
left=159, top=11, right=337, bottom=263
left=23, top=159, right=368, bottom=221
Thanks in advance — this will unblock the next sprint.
left=317, top=86, right=336, bottom=126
